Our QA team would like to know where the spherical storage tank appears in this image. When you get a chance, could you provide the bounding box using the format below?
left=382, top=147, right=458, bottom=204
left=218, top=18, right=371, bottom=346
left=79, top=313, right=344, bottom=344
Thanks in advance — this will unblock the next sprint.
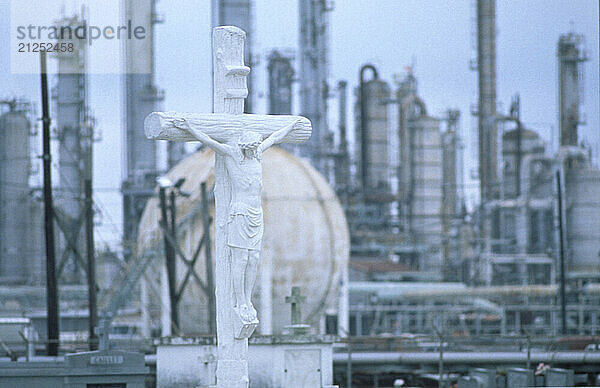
left=137, top=147, right=349, bottom=336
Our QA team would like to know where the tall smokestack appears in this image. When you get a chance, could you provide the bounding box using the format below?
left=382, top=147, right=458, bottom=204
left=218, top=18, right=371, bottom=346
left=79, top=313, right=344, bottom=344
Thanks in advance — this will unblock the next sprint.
left=335, top=80, right=349, bottom=195
left=477, top=0, right=497, bottom=202
left=558, top=32, right=588, bottom=147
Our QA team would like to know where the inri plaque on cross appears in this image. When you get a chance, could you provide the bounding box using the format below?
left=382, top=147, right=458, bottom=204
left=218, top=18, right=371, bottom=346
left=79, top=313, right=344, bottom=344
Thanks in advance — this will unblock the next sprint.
left=144, top=26, right=311, bottom=388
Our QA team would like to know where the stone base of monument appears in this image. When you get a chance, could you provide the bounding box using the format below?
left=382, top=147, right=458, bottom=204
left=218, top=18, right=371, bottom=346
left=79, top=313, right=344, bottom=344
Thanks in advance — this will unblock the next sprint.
left=156, top=337, right=217, bottom=388
left=249, top=335, right=338, bottom=388
left=156, top=335, right=338, bottom=388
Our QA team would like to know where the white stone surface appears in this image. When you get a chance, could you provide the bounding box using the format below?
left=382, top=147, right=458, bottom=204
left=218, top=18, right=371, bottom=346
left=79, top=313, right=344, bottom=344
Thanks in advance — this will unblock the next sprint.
left=156, top=337, right=336, bottom=388
left=145, top=26, right=311, bottom=388
left=249, top=342, right=333, bottom=388
left=157, top=341, right=216, bottom=388
left=145, top=112, right=311, bottom=144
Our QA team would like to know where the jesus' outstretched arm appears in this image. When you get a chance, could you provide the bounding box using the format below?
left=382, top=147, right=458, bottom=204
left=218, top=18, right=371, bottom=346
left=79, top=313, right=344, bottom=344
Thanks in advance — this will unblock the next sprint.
left=173, top=118, right=234, bottom=156
left=257, top=118, right=300, bottom=153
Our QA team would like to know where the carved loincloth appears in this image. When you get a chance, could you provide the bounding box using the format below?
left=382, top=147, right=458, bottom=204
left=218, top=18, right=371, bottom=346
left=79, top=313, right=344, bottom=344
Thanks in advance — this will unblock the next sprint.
left=227, top=202, right=264, bottom=250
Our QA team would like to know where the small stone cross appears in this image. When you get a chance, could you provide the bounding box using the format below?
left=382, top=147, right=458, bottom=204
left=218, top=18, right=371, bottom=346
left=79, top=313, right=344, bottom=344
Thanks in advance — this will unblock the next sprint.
left=94, top=318, right=110, bottom=351
left=285, top=286, right=306, bottom=325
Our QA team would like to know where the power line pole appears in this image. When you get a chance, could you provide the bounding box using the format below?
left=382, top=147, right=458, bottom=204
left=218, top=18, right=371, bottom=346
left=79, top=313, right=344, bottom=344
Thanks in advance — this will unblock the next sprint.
left=85, top=179, right=98, bottom=350
left=556, top=170, right=567, bottom=335
left=40, top=50, right=59, bottom=356
left=201, top=183, right=216, bottom=335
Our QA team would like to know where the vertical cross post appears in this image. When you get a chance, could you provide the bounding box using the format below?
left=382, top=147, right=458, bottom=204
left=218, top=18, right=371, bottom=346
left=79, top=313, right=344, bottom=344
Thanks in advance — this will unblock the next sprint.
left=213, top=26, right=251, bottom=388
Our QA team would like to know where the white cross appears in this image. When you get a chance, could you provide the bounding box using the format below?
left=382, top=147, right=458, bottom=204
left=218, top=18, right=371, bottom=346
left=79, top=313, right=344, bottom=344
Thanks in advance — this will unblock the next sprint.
left=145, top=26, right=311, bottom=388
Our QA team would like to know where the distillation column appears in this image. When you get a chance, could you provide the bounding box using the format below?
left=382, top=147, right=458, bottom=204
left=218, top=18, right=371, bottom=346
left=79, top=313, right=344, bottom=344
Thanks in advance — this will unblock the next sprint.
left=335, top=80, right=350, bottom=196
left=54, top=15, right=89, bottom=283
left=476, top=0, right=498, bottom=202
left=267, top=50, right=294, bottom=115
left=558, top=32, right=588, bottom=147
left=396, top=73, right=444, bottom=274
left=0, top=104, right=32, bottom=285
left=122, top=0, right=164, bottom=247
left=357, top=65, right=391, bottom=199
left=299, top=0, right=332, bottom=175
left=442, top=110, right=461, bottom=279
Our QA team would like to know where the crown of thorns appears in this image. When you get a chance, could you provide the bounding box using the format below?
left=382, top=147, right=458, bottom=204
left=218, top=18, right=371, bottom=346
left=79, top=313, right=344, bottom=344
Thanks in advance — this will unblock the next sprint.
left=238, top=131, right=263, bottom=149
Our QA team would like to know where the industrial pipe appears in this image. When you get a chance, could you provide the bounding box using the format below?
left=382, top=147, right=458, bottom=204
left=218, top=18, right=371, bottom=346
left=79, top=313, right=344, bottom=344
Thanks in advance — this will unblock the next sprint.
left=584, top=284, right=600, bottom=295
left=351, top=282, right=600, bottom=300
left=399, top=285, right=560, bottom=299
left=332, top=351, right=600, bottom=365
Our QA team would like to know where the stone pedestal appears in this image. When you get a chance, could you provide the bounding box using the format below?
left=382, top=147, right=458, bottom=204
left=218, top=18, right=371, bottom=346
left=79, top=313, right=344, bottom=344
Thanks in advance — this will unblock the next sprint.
left=155, top=335, right=338, bottom=388
left=249, top=335, right=337, bottom=388
left=156, top=337, right=217, bottom=388
left=0, top=350, right=148, bottom=388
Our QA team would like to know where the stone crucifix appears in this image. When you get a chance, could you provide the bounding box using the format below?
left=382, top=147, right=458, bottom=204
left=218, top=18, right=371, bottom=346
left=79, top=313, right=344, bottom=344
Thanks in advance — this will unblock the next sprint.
left=144, top=26, right=311, bottom=387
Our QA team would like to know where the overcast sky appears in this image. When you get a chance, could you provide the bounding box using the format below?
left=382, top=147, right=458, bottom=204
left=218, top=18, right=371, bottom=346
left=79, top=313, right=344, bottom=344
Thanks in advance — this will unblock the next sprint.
left=0, top=0, right=598, bottom=250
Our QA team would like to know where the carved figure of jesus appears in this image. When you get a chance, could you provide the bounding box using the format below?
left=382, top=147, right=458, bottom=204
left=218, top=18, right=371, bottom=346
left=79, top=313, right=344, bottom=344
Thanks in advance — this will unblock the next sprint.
left=173, top=117, right=298, bottom=323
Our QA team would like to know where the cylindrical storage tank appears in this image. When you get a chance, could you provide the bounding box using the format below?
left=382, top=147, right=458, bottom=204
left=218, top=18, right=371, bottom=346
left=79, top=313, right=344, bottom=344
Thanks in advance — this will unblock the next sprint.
left=137, top=147, right=349, bottom=336
left=0, top=110, right=31, bottom=284
left=566, top=167, right=600, bottom=272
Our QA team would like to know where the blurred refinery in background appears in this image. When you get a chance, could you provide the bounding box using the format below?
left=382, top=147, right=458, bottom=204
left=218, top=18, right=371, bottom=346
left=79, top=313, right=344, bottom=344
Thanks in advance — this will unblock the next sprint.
left=0, top=0, right=599, bottom=386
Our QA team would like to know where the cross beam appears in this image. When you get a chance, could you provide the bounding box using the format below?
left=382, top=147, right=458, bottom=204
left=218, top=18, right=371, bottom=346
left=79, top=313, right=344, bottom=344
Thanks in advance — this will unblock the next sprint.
left=145, top=112, right=311, bottom=144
